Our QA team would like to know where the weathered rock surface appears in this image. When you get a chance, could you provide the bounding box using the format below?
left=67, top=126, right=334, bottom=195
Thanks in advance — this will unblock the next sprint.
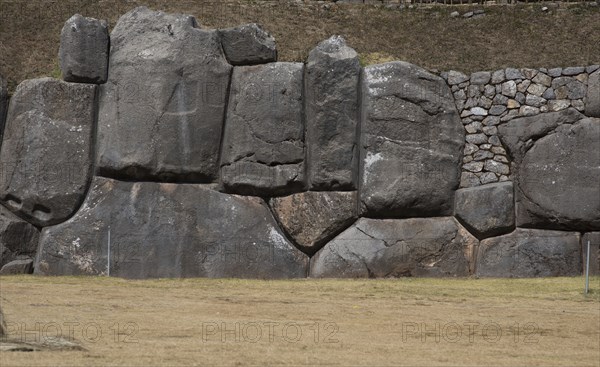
left=447, top=70, right=469, bottom=85
left=35, top=177, right=308, bottom=279
left=311, top=217, right=477, bottom=278
left=219, top=23, right=277, bottom=65
left=586, top=70, right=600, bottom=117
left=0, top=259, right=34, bottom=274
left=476, top=229, right=581, bottom=277
left=59, top=14, right=109, bottom=84
left=305, top=36, right=360, bottom=190
left=582, top=232, right=599, bottom=276
left=220, top=62, right=305, bottom=196
left=269, top=191, right=357, bottom=255
left=517, top=118, right=600, bottom=230
left=97, top=7, right=232, bottom=182
left=359, top=61, right=464, bottom=217
left=0, top=78, right=96, bottom=227
left=0, top=76, right=7, bottom=141
left=0, top=206, right=40, bottom=269
left=497, top=108, right=584, bottom=163
left=454, top=182, right=515, bottom=239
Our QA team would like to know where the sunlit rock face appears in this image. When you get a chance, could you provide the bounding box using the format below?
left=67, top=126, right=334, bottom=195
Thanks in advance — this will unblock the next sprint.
left=359, top=61, right=464, bottom=218
left=96, top=7, right=231, bottom=182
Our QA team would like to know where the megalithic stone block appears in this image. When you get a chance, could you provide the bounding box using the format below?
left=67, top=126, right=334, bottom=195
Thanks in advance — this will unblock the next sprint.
left=497, top=108, right=583, bottom=164
left=0, top=78, right=96, bottom=227
left=220, top=62, right=306, bottom=196
left=305, top=36, right=360, bottom=190
left=269, top=191, right=358, bottom=255
left=219, top=23, right=277, bottom=65
left=35, top=177, right=309, bottom=279
left=311, top=217, right=477, bottom=278
left=96, top=7, right=232, bottom=182
left=59, top=14, right=109, bottom=84
left=359, top=61, right=464, bottom=217
left=476, top=229, right=581, bottom=277
left=516, top=118, right=600, bottom=231
left=454, top=182, right=515, bottom=239
left=0, top=205, right=40, bottom=269
left=0, top=259, right=34, bottom=275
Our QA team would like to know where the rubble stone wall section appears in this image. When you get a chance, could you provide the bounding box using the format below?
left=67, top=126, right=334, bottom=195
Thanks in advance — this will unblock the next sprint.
left=444, top=66, right=600, bottom=188
left=0, top=7, right=598, bottom=278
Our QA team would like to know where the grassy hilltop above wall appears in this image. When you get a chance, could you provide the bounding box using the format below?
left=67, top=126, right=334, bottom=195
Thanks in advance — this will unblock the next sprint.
left=1, top=0, right=599, bottom=94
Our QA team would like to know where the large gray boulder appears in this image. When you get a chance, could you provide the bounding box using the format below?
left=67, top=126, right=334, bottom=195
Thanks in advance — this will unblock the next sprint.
left=0, top=78, right=96, bottom=227
left=582, top=232, right=599, bottom=276
left=497, top=108, right=584, bottom=163
left=269, top=191, right=357, bottom=255
left=454, top=182, right=515, bottom=239
left=0, top=259, right=34, bottom=275
left=220, top=63, right=305, bottom=196
left=476, top=229, right=581, bottom=277
left=36, top=177, right=309, bottom=279
left=0, top=205, right=40, bottom=269
left=311, top=217, right=477, bottom=278
left=59, top=14, right=109, bottom=84
left=305, top=36, right=360, bottom=190
left=586, top=70, right=599, bottom=117
left=359, top=62, right=464, bottom=217
left=516, top=118, right=600, bottom=230
left=97, top=7, right=232, bottom=182
left=219, top=23, right=277, bottom=65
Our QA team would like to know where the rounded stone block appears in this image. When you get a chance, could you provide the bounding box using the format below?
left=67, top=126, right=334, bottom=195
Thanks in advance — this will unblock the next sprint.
left=476, top=229, right=581, bottom=277
left=97, top=7, right=232, bottom=182
left=454, top=182, right=515, bottom=239
left=517, top=118, right=600, bottom=231
left=0, top=78, right=96, bottom=227
left=219, top=23, right=277, bottom=65
left=220, top=62, right=305, bottom=196
left=269, top=191, right=358, bottom=255
left=59, top=14, right=109, bottom=84
left=306, top=36, right=360, bottom=190
left=359, top=61, right=464, bottom=217
left=311, top=217, right=477, bottom=278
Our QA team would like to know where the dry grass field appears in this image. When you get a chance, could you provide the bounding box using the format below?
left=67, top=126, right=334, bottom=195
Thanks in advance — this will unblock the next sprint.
left=1, top=1, right=600, bottom=93
left=0, top=275, right=598, bottom=366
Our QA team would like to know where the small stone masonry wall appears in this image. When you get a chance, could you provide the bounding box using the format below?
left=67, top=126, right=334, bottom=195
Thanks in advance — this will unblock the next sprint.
left=0, top=6, right=598, bottom=278
left=444, top=67, right=600, bottom=188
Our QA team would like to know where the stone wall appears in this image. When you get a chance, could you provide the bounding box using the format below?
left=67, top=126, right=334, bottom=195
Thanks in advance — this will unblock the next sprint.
left=446, top=66, right=599, bottom=188
left=0, top=6, right=598, bottom=278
